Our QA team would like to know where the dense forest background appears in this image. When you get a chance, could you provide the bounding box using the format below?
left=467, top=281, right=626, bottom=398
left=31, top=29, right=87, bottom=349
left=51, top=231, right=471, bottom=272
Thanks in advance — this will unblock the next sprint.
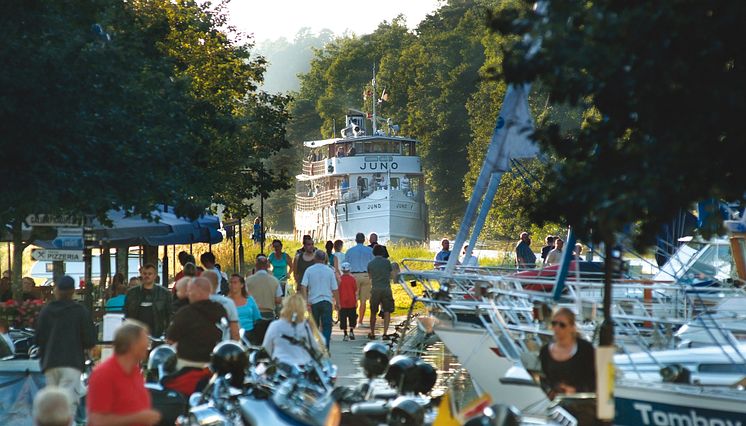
left=257, top=0, right=570, bottom=243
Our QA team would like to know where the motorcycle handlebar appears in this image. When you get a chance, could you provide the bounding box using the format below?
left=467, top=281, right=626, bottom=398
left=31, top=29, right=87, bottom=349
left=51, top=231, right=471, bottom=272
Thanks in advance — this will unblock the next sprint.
left=350, top=401, right=389, bottom=416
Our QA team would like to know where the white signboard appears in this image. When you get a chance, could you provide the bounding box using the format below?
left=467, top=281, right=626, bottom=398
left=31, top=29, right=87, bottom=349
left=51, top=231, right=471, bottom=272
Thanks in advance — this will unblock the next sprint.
left=56, top=228, right=83, bottom=237
left=26, top=214, right=84, bottom=227
left=330, top=156, right=422, bottom=175
left=31, top=249, right=84, bottom=262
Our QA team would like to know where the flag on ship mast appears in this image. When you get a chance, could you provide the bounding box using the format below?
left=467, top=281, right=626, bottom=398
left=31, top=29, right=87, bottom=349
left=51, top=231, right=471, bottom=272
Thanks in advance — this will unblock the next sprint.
left=379, top=88, right=388, bottom=103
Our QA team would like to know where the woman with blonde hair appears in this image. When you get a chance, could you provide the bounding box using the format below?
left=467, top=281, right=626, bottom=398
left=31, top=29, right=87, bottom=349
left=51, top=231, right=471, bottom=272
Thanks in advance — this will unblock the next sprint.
left=261, top=294, right=325, bottom=366
left=539, top=307, right=595, bottom=399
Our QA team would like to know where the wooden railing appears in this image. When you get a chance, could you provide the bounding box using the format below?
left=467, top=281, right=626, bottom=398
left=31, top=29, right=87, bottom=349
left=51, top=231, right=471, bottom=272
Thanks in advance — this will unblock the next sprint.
left=301, top=160, right=327, bottom=176
left=295, top=188, right=340, bottom=211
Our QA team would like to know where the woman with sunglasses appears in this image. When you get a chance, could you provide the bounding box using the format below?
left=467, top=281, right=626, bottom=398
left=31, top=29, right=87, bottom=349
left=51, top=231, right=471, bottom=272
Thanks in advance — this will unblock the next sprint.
left=539, top=307, right=596, bottom=399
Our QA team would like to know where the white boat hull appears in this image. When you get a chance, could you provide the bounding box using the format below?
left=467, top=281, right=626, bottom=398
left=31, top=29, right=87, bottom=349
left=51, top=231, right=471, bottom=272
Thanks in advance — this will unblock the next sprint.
left=294, top=189, right=427, bottom=243
left=431, top=320, right=551, bottom=414
left=615, top=380, right=746, bottom=425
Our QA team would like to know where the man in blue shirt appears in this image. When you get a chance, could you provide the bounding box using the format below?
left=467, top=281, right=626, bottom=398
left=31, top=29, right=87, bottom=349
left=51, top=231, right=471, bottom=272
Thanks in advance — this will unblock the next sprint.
left=515, top=232, right=537, bottom=268
left=434, top=239, right=452, bottom=268
left=345, top=232, right=374, bottom=327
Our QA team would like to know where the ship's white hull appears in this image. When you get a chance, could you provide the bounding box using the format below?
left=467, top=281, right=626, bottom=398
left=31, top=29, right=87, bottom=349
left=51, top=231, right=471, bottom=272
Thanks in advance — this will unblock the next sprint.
left=294, top=189, right=427, bottom=243
left=431, top=320, right=551, bottom=414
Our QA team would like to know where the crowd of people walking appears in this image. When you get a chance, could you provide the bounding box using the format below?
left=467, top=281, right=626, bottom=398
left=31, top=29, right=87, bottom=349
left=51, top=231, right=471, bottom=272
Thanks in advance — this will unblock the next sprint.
left=20, top=229, right=599, bottom=425
left=28, top=231, right=403, bottom=425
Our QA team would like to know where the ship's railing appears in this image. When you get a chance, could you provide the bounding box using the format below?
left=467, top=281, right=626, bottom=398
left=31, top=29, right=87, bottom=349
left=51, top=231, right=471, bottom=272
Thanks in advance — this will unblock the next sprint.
left=302, top=160, right=327, bottom=176
left=295, top=188, right=339, bottom=211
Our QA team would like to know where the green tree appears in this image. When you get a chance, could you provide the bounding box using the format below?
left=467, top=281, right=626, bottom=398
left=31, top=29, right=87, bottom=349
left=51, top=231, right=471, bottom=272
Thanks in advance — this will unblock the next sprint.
left=492, top=0, right=745, bottom=345
left=491, top=0, right=745, bottom=249
left=0, top=0, right=289, bottom=298
left=399, top=2, right=489, bottom=236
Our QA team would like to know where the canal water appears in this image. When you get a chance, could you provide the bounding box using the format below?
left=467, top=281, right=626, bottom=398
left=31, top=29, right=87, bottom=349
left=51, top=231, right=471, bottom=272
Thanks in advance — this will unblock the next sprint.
left=419, top=340, right=480, bottom=410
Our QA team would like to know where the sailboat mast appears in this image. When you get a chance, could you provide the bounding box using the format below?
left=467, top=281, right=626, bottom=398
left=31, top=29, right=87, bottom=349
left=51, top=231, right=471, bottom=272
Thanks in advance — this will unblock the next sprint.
left=371, top=65, right=377, bottom=134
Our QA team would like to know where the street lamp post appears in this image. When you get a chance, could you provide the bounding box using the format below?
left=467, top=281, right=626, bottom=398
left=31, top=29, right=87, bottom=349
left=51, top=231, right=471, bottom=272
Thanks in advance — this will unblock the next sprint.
left=238, top=217, right=245, bottom=274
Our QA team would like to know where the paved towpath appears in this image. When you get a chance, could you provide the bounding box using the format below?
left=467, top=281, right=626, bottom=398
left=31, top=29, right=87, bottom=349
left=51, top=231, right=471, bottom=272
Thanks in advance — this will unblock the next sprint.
left=326, top=314, right=411, bottom=387
left=328, top=323, right=369, bottom=387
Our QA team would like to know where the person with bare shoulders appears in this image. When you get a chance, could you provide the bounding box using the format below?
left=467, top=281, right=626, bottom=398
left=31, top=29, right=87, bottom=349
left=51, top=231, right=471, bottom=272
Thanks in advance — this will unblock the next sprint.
left=293, top=236, right=316, bottom=293
left=268, top=240, right=293, bottom=297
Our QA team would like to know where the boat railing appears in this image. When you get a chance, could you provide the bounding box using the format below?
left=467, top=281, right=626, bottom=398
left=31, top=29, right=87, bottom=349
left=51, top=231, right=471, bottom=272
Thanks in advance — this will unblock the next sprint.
left=401, top=264, right=746, bottom=351
left=302, top=159, right=328, bottom=176
left=295, top=188, right=339, bottom=211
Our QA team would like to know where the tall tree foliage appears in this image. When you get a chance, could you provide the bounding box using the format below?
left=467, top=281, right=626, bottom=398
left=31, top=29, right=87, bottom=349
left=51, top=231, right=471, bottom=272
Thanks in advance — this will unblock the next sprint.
left=464, top=1, right=581, bottom=241
left=491, top=0, right=745, bottom=248
left=0, top=0, right=289, bottom=297
left=399, top=3, right=487, bottom=236
left=289, top=3, right=497, bottom=237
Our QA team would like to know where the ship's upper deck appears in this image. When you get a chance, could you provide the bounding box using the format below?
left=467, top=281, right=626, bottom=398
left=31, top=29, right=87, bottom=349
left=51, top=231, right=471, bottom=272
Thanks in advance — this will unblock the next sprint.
left=299, top=133, right=422, bottom=181
left=303, top=134, right=418, bottom=149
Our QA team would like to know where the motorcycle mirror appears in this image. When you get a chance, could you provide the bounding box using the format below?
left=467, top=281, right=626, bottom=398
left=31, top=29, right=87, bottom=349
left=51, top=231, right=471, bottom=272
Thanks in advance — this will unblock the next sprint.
left=189, top=392, right=203, bottom=407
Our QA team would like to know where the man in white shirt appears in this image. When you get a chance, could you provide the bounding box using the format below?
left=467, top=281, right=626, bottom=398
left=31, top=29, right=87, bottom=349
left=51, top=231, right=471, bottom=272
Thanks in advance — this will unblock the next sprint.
left=461, top=245, right=479, bottom=267
left=300, top=250, right=340, bottom=350
left=200, top=252, right=228, bottom=294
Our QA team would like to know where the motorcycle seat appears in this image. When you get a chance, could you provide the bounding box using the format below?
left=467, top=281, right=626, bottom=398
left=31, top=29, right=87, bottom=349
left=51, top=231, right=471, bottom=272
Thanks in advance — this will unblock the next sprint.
left=162, top=367, right=212, bottom=397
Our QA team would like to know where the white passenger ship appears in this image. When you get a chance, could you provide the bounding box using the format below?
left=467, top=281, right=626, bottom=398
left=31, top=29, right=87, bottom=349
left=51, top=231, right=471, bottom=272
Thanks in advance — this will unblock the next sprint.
left=293, top=109, right=428, bottom=243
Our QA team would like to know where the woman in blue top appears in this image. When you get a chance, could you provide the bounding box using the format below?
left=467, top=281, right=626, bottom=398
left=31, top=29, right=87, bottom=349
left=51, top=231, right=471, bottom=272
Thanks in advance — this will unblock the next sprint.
left=269, top=240, right=293, bottom=294
left=228, top=274, right=261, bottom=331
left=105, top=284, right=127, bottom=312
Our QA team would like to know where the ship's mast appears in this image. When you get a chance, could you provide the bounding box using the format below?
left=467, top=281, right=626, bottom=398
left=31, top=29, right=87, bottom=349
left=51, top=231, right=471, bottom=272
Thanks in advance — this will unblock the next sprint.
left=371, top=64, right=377, bottom=134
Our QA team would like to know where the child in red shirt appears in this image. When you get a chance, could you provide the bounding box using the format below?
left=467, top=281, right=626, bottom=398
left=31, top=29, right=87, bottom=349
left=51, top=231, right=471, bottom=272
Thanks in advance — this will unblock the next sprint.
left=338, top=263, right=358, bottom=341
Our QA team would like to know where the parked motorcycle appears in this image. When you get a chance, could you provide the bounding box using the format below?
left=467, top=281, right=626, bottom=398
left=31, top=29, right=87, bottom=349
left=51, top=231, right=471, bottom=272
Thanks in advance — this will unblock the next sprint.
left=333, top=343, right=440, bottom=426
left=179, top=339, right=341, bottom=426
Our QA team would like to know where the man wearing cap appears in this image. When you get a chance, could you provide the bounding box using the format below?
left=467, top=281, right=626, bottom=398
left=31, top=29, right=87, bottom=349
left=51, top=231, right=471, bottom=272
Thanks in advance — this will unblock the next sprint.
left=35, top=275, right=96, bottom=416
left=338, top=262, right=358, bottom=341
left=515, top=232, right=537, bottom=269
left=344, top=232, right=374, bottom=327
left=245, top=256, right=283, bottom=319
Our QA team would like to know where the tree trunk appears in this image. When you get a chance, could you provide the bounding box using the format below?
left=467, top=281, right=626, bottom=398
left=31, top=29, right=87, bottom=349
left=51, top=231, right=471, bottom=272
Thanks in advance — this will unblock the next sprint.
left=161, top=245, right=169, bottom=287
left=143, top=245, right=158, bottom=268
left=238, top=217, right=245, bottom=274
left=11, top=218, right=27, bottom=301
left=115, top=246, right=129, bottom=278
left=52, top=261, right=64, bottom=285
left=599, top=238, right=615, bottom=346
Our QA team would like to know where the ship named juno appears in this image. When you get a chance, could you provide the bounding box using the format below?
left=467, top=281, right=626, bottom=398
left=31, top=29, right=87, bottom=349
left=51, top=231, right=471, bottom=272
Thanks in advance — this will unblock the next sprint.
left=294, top=109, right=428, bottom=243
